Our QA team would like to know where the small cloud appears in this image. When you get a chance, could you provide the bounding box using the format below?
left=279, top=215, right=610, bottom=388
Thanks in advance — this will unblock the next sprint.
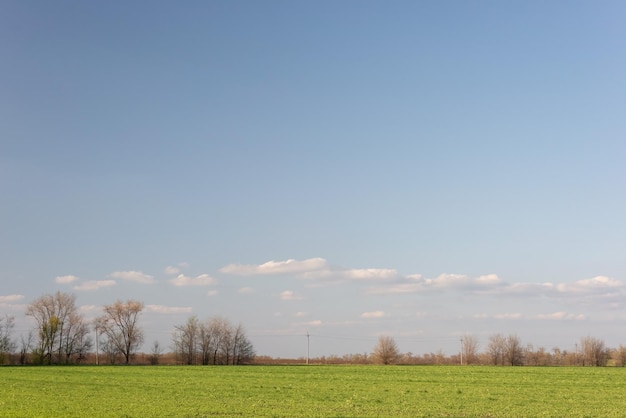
left=164, top=266, right=180, bottom=275
left=220, top=257, right=327, bottom=276
left=280, top=290, right=303, bottom=301
left=207, top=290, right=218, bottom=297
left=493, top=313, right=523, bottom=320
left=169, top=274, right=216, bottom=287
left=145, top=305, right=193, bottom=314
left=476, top=274, right=501, bottom=284
left=109, top=270, right=155, bottom=284
left=274, top=312, right=283, bottom=317
left=238, top=287, right=254, bottom=294
left=295, top=312, right=308, bottom=317
left=0, top=294, right=24, bottom=303
left=302, top=267, right=398, bottom=282
left=305, top=320, right=322, bottom=327
left=56, top=275, right=79, bottom=284
left=74, top=280, right=116, bottom=291
left=79, top=305, right=99, bottom=313
left=533, top=312, right=586, bottom=321
left=361, top=310, right=387, bottom=319
left=343, top=269, right=397, bottom=280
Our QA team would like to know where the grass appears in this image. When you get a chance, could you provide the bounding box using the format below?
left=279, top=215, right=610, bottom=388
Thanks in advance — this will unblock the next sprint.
left=2, top=365, right=626, bottom=417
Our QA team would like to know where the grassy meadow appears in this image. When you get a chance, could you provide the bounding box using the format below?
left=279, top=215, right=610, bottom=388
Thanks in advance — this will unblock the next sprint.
left=1, top=365, right=625, bottom=417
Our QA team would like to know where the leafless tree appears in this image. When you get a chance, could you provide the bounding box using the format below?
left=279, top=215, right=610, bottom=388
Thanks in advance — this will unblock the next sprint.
left=613, top=345, right=626, bottom=367
left=173, top=315, right=200, bottom=365
left=504, top=334, right=524, bottom=366
left=97, top=300, right=144, bottom=364
left=371, top=335, right=400, bottom=365
left=580, top=336, right=608, bottom=366
left=19, top=331, right=34, bottom=365
left=231, top=323, right=255, bottom=365
left=0, top=315, right=16, bottom=365
left=26, top=292, right=91, bottom=364
left=461, top=334, right=480, bottom=365
left=149, top=341, right=162, bottom=365
left=198, top=320, right=213, bottom=365
left=172, top=315, right=255, bottom=365
left=487, top=333, right=506, bottom=365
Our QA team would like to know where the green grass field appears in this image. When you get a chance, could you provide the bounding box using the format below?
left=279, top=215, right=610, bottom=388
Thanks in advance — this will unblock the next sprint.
left=1, top=365, right=625, bottom=417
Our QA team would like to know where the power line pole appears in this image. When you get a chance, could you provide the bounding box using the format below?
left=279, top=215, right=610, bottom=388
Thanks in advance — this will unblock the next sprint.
left=306, top=331, right=310, bottom=365
left=95, top=327, right=99, bottom=366
left=460, top=338, right=464, bottom=365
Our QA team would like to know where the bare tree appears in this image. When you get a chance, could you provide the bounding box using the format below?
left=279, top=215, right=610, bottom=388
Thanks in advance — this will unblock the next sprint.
left=149, top=341, right=162, bottom=365
left=613, top=345, right=626, bottom=367
left=0, top=315, right=16, bottom=365
left=487, top=333, right=506, bottom=365
left=371, top=335, right=400, bottom=365
left=461, top=334, right=480, bottom=365
left=580, top=336, right=608, bottom=366
left=231, top=323, right=255, bottom=365
left=504, top=334, right=524, bottom=366
left=208, top=316, right=231, bottom=365
left=97, top=300, right=144, bottom=364
left=198, top=320, right=213, bottom=365
left=19, top=331, right=34, bottom=365
left=26, top=292, right=90, bottom=364
left=172, top=315, right=200, bottom=365
left=172, top=315, right=255, bottom=365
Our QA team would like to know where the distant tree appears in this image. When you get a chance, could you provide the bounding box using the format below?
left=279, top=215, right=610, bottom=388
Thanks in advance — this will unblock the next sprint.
left=149, top=341, right=162, bottom=365
left=580, top=336, right=608, bottom=366
left=504, top=334, right=524, bottom=366
left=172, top=315, right=255, bottom=365
left=487, top=333, right=506, bottom=365
left=461, top=334, right=480, bottom=365
left=26, top=292, right=91, bottom=364
left=172, top=315, right=200, bottom=365
left=371, top=335, right=400, bottom=365
left=19, top=331, right=34, bottom=365
left=97, top=300, right=144, bottom=364
left=232, top=323, right=255, bottom=365
left=613, top=345, right=626, bottom=367
left=0, top=315, right=16, bottom=365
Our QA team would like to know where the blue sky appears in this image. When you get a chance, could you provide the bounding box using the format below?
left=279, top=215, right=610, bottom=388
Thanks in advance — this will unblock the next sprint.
left=2, top=0, right=626, bottom=358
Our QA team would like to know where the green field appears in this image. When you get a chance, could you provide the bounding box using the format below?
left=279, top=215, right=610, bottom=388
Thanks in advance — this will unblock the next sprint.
left=1, top=365, right=625, bottom=417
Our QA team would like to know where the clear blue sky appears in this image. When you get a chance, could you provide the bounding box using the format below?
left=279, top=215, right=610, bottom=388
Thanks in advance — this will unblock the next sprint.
left=2, top=0, right=625, bottom=358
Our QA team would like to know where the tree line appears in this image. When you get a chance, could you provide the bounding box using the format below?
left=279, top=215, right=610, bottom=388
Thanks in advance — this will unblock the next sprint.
left=0, top=291, right=255, bottom=366
left=364, top=334, right=618, bottom=366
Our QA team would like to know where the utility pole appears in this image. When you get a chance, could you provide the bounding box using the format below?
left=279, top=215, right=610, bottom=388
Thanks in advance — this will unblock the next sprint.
left=306, top=331, right=310, bottom=365
left=95, top=326, right=99, bottom=365
left=460, top=338, right=464, bottom=365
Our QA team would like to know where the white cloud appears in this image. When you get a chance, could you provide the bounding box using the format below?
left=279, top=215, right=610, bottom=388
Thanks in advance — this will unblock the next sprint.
left=295, top=312, right=308, bottom=317
left=493, top=313, right=523, bottom=320
left=0, top=294, right=24, bottom=303
left=220, top=257, right=327, bottom=276
left=280, top=290, right=303, bottom=301
left=207, top=290, right=218, bottom=296
left=533, top=312, right=586, bottom=320
left=109, top=270, right=155, bottom=284
left=145, top=305, right=193, bottom=314
left=164, top=266, right=180, bottom=275
left=361, top=310, right=387, bottom=319
left=169, top=274, right=216, bottom=287
left=304, top=320, right=322, bottom=327
left=74, top=280, right=116, bottom=291
left=238, top=287, right=254, bottom=294
left=301, top=267, right=398, bottom=285
left=342, top=269, right=398, bottom=280
left=56, top=275, right=79, bottom=284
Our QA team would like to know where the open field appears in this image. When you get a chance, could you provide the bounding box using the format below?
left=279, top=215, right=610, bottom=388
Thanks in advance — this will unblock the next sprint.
left=1, top=365, right=626, bottom=417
